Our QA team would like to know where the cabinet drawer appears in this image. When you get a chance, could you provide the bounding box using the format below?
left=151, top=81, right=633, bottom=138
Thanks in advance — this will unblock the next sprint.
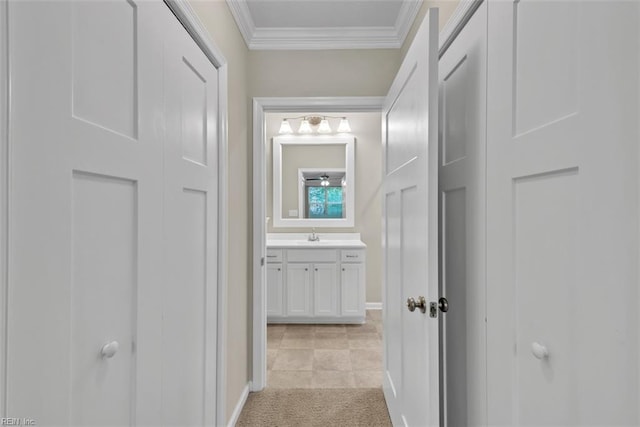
left=287, top=249, right=337, bottom=263
left=266, top=249, right=283, bottom=263
left=341, top=250, right=365, bottom=263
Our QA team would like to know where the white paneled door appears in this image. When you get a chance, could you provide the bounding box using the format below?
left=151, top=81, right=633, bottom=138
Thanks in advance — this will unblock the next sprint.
left=6, top=1, right=219, bottom=425
left=438, top=2, right=487, bottom=426
left=382, top=9, right=439, bottom=427
left=486, top=1, right=639, bottom=425
left=161, top=6, right=219, bottom=426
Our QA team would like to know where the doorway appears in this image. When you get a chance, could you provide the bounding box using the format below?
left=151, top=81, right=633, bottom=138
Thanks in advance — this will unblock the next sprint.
left=252, top=97, right=385, bottom=390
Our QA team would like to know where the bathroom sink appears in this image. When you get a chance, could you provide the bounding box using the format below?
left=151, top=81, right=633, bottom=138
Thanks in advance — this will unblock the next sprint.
left=267, top=240, right=366, bottom=248
left=291, top=240, right=341, bottom=246
left=266, top=233, right=367, bottom=249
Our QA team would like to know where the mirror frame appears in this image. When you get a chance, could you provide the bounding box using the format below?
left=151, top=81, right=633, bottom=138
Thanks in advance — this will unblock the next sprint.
left=273, top=135, right=355, bottom=228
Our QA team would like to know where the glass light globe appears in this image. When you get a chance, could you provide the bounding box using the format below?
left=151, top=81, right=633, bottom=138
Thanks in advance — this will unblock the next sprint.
left=298, top=119, right=312, bottom=133
left=337, top=117, right=351, bottom=133
left=317, top=119, right=332, bottom=134
left=278, top=119, right=293, bottom=134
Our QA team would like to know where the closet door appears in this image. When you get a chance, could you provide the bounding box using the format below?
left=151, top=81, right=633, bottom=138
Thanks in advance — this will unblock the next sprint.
left=7, top=1, right=164, bottom=425
left=486, top=1, right=639, bottom=425
left=161, top=5, right=219, bottom=425
left=438, top=2, right=487, bottom=425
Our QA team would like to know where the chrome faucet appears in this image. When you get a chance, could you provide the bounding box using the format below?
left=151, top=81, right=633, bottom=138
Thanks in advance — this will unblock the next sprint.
left=308, top=228, right=320, bottom=242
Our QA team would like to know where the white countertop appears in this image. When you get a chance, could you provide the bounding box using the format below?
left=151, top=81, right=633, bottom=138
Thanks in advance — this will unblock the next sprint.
left=266, top=233, right=366, bottom=249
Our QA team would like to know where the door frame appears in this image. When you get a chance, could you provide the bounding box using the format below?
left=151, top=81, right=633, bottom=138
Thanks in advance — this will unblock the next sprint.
left=251, top=96, right=384, bottom=391
left=438, top=0, right=484, bottom=58
left=0, top=1, right=230, bottom=424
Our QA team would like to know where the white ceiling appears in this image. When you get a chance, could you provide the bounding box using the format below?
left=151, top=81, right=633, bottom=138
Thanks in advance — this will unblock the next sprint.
left=226, top=0, right=423, bottom=50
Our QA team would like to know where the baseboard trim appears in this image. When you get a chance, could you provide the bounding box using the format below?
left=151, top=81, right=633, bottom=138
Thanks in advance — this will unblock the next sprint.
left=366, top=302, right=382, bottom=310
left=227, top=382, right=250, bottom=427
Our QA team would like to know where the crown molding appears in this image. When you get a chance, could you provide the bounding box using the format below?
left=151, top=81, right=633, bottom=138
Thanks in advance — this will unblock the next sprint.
left=253, top=96, right=385, bottom=113
left=226, top=0, right=424, bottom=50
left=394, top=0, right=423, bottom=46
left=225, top=0, right=255, bottom=49
left=249, top=26, right=402, bottom=50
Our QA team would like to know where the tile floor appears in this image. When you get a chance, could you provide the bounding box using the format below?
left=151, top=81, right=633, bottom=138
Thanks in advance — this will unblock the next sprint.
left=266, top=309, right=383, bottom=389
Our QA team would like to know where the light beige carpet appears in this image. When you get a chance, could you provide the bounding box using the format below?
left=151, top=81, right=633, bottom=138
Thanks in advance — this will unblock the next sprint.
left=236, top=388, right=392, bottom=427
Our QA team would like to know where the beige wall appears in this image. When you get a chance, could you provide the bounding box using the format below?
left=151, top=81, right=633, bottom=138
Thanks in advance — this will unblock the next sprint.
left=266, top=112, right=383, bottom=304
left=250, top=49, right=402, bottom=97
left=187, top=1, right=251, bottom=422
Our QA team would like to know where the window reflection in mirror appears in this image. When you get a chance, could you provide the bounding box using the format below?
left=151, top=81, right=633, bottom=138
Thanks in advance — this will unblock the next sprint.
left=300, top=170, right=346, bottom=219
left=281, top=143, right=345, bottom=218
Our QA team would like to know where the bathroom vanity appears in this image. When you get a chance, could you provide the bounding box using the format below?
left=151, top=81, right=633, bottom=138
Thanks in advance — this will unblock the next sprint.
left=266, top=233, right=366, bottom=323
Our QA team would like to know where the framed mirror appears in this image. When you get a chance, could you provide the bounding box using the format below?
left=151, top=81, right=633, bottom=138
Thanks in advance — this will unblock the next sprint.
left=273, top=135, right=355, bottom=228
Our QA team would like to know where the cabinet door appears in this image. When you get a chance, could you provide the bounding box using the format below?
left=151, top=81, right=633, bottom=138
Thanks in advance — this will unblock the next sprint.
left=313, top=264, right=338, bottom=316
left=286, top=263, right=311, bottom=316
left=341, top=264, right=364, bottom=316
left=266, top=264, right=283, bottom=316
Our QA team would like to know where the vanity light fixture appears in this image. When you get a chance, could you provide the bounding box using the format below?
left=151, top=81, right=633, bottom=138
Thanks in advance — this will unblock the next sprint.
left=317, top=118, right=332, bottom=134
left=337, top=117, right=351, bottom=133
left=278, top=119, right=293, bottom=134
left=277, top=115, right=351, bottom=135
left=298, top=119, right=313, bottom=134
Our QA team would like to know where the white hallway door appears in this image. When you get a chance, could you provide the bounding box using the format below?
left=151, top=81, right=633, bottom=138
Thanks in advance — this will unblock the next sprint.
left=486, top=1, right=639, bottom=425
left=382, top=9, right=440, bottom=427
left=6, top=1, right=219, bottom=425
left=161, top=5, right=219, bottom=426
left=438, top=2, right=487, bottom=426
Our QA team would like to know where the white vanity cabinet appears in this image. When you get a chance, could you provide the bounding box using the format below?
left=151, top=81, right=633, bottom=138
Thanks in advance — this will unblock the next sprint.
left=266, top=264, right=284, bottom=316
left=266, top=238, right=366, bottom=324
left=340, top=250, right=366, bottom=316
left=286, top=263, right=311, bottom=316
left=313, top=264, right=339, bottom=317
left=284, top=262, right=339, bottom=317
left=266, top=249, right=284, bottom=316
